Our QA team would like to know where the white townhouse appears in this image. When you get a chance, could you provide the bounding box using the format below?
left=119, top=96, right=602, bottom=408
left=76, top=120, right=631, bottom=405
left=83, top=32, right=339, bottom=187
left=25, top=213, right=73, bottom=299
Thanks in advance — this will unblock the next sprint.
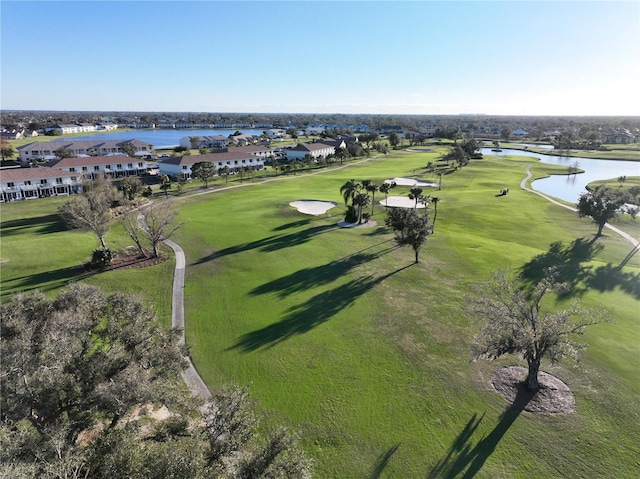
left=285, top=142, right=336, bottom=161
left=49, top=156, right=152, bottom=179
left=159, top=150, right=268, bottom=180
left=0, top=167, right=82, bottom=202
left=179, top=135, right=230, bottom=150
left=17, top=139, right=155, bottom=162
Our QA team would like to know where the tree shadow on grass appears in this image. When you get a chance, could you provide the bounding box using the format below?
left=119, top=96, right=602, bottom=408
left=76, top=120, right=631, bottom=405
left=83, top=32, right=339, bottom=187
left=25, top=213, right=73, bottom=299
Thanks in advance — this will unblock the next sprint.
left=231, top=264, right=413, bottom=353
left=586, top=262, right=640, bottom=299
left=1, top=265, right=93, bottom=301
left=192, top=224, right=337, bottom=264
left=272, top=218, right=312, bottom=231
left=0, top=213, right=67, bottom=236
left=250, top=241, right=398, bottom=298
left=370, top=443, right=400, bottom=479
left=427, top=387, right=533, bottom=479
left=519, top=238, right=603, bottom=297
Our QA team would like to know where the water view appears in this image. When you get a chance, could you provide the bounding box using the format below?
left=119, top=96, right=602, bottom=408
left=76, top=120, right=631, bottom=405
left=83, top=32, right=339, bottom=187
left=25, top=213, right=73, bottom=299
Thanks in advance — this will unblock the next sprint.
left=53, top=128, right=268, bottom=149
left=480, top=148, right=640, bottom=203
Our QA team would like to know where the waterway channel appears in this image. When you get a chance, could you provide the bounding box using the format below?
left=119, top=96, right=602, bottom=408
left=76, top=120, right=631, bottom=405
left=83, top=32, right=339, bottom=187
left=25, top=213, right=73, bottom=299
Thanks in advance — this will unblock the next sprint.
left=480, top=148, right=640, bottom=204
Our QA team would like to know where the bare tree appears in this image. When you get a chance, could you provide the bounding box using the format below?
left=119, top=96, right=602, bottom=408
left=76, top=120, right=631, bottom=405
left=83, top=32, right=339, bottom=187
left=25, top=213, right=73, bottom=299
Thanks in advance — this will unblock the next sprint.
left=141, top=201, right=185, bottom=257
left=469, top=269, right=607, bottom=391
left=121, top=210, right=148, bottom=257
left=59, top=182, right=114, bottom=249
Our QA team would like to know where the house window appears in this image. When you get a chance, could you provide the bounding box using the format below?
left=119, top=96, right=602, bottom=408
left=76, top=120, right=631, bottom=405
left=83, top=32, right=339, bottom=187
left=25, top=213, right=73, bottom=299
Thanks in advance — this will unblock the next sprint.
left=116, top=164, right=122, bottom=169
left=24, top=181, right=31, bottom=185
left=56, top=178, right=63, bottom=184
left=127, top=163, right=133, bottom=168
left=94, top=166, right=100, bottom=171
left=138, top=163, right=143, bottom=167
left=242, top=159, right=246, bottom=163
left=40, top=179, right=47, bottom=185
left=7, top=182, right=14, bottom=187
left=71, top=177, right=77, bottom=181
left=70, top=167, right=75, bottom=172
left=82, top=166, right=88, bottom=171
left=182, top=165, right=188, bottom=170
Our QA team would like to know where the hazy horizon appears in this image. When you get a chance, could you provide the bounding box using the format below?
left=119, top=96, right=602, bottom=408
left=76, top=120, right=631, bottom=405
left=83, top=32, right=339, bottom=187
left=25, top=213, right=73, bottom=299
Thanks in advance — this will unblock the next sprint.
left=2, top=1, right=639, bottom=116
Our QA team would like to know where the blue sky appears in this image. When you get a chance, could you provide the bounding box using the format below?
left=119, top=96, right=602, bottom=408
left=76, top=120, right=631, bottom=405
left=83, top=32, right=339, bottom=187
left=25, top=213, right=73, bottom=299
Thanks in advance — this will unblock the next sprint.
left=1, top=1, right=638, bottom=115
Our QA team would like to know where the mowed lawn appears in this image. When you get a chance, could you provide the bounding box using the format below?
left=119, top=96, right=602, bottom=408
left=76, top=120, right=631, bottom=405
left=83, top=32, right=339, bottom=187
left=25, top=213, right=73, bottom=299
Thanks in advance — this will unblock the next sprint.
left=1, top=149, right=639, bottom=477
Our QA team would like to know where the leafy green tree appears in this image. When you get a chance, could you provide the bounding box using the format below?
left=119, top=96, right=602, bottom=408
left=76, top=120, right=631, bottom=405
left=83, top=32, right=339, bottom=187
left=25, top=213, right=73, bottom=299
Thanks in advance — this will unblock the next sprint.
left=53, top=146, right=76, bottom=159
left=119, top=176, right=143, bottom=200
left=191, top=161, right=217, bottom=188
left=159, top=174, right=172, bottom=197
left=1, top=138, right=17, bottom=160
left=121, top=141, right=137, bottom=157
left=577, top=185, right=630, bottom=236
left=385, top=208, right=432, bottom=263
left=334, top=146, right=348, bottom=165
left=469, top=269, right=606, bottom=392
left=388, top=131, right=400, bottom=149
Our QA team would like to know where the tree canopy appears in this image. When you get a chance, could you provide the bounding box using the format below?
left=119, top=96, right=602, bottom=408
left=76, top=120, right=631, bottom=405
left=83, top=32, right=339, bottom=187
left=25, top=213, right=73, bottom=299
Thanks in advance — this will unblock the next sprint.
left=468, top=269, right=606, bottom=391
left=577, top=185, right=630, bottom=236
left=191, top=161, right=217, bottom=187
left=385, top=208, right=432, bottom=263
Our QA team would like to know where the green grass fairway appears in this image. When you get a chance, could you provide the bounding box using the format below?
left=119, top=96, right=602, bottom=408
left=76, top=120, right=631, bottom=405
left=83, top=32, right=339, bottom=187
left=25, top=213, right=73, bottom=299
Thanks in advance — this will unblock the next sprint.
left=1, top=149, right=639, bottom=477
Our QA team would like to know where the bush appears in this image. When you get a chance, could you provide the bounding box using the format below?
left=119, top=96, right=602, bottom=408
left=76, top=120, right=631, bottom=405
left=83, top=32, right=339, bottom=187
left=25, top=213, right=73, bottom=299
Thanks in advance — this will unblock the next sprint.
left=91, top=248, right=113, bottom=268
left=142, top=186, right=153, bottom=198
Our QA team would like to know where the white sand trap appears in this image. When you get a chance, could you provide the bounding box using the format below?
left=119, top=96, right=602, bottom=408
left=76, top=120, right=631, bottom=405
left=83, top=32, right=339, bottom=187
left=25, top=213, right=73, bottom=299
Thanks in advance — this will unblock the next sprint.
left=380, top=196, right=428, bottom=209
left=384, top=177, right=438, bottom=187
left=290, top=200, right=337, bottom=215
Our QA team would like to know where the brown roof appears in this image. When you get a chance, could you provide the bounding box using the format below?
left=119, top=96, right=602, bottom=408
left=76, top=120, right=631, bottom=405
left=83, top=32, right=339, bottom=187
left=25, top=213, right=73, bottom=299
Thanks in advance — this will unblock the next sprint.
left=49, top=156, right=144, bottom=168
left=0, top=167, right=73, bottom=182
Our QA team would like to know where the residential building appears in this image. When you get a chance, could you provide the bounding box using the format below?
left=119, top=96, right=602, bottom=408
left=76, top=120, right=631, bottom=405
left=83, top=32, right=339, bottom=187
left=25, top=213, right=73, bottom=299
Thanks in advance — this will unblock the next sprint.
left=48, top=156, right=153, bottom=179
left=179, top=135, right=230, bottom=150
left=285, top=142, right=336, bottom=160
left=158, top=150, right=268, bottom=179
left=17, top=139, right=155, bottom=162
left=0, top=167, right=82, bottom=202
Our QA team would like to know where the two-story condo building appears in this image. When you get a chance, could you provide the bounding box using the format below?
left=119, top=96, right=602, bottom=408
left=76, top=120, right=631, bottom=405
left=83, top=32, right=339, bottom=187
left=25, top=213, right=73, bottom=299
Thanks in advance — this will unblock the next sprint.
left=284, top=142, right=336, bottom=161
left=0, top=167, right=82, bottom=202
left=17, top=139, right=155, bottom=162
left=48, top=156, right=152, bottom=179
left=159, top=148, right=269, bottom=179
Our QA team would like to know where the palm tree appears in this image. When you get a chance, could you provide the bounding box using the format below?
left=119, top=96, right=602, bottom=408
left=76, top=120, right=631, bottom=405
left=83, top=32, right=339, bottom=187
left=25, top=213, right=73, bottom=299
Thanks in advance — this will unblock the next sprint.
left=379, top=182, right=392, bottom=208
left=431, top=197, right=440, bottom=228
left=366, top=183, right=379, bottom=216
left=618, top=175, right=628, bottom=186
left=340, top=179, right=360, bottom=205
left=218, top=165, right=230, bottom=184
left=352, top=192, right=370, bottom=224
left=409, top=187, right=423, bottom=209
left=420, top=194, right=431, bottom=217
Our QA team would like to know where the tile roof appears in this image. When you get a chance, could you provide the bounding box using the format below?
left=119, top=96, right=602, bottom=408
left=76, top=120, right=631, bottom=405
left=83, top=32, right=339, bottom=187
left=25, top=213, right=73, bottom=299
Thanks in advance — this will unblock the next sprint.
left=0, top=167, right=73, bottom=182
left=49, top=156, right=145, bottom=168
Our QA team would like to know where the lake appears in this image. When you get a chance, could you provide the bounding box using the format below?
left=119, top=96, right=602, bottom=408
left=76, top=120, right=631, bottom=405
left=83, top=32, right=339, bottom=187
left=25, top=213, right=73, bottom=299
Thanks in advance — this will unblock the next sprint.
left=53, top=128, right=267, bottom=149
left=480, top=148, right=640, bottom=203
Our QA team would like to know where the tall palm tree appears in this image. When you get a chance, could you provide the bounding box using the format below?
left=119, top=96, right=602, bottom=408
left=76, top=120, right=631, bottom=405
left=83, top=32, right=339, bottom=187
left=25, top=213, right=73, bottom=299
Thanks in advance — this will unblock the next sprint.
left=420, top=194, right=431, bottom=217
left=340, top=179, right=360, bottom=205
left=352, top=192, right=370, bottom=224
left=409, top=187, right=423, bottom=209
left=366, top=182, right=379, bottom=216
left=379, top=182, right=392, bottom=208
left=431, top=196, right=440, bottom=227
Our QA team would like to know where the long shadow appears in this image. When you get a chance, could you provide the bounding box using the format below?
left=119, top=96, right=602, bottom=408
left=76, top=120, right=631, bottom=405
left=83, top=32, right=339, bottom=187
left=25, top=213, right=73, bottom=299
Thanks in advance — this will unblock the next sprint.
left=428, top=387, right=533, bottom=478
left=0, top=213, right=67, bottom=236
left=193, top=224, right=337, bottom=265
left=231, top=264, right=414, bottom=352
left=1, top=265, right=93, bottom=300
left=272, top=218, right=312, bottom=231
left=370, top=443, right=400, bottom=479
left=587, top=263, right=640, bottom=299
left=249, top=246, right=397, bottom=298
left=519, top=238, right=603, bottom=296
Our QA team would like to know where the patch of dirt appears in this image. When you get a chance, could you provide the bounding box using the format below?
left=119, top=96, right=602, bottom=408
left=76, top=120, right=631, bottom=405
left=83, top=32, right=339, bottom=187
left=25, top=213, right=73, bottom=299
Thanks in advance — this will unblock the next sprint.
left=491, top=366, right=575, bottom=414
left=102, top=250, right=169, bottom=271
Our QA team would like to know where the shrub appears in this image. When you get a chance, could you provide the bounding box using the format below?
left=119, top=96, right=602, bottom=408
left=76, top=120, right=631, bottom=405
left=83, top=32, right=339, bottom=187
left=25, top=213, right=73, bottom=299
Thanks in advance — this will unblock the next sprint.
left=344, top=205, right=358, bottom=223
left=91, top=248, right=113, bottom=268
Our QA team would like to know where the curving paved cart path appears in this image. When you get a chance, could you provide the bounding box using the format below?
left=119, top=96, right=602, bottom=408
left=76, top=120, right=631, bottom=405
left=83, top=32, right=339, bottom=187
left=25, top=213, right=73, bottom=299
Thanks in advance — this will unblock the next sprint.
left=520, top=165, right=639, bottom=249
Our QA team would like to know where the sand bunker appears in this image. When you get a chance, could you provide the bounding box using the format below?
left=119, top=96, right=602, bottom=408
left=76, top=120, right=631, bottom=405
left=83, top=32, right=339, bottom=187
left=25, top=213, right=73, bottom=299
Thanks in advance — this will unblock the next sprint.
left=290, top=200, right=337, bottom=215
left=380, top=196, right=428, bottom=209
left=384, top=177, right=438, bottom=187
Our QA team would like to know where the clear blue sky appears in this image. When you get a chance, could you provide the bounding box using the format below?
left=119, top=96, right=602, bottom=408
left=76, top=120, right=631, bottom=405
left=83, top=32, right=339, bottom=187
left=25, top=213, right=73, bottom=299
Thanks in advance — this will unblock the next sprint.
left=1, top=1, right=638, bottom=115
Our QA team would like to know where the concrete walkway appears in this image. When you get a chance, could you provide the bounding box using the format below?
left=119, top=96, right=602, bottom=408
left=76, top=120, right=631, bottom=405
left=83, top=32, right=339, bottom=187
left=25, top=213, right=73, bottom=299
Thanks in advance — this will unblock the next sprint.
left=520, top=165, right=639, bottom=249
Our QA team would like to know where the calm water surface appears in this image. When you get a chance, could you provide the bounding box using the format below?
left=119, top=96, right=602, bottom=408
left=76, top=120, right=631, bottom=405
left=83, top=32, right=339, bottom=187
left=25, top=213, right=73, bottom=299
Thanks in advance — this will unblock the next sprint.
left=480, top=148, right=640, bottom=203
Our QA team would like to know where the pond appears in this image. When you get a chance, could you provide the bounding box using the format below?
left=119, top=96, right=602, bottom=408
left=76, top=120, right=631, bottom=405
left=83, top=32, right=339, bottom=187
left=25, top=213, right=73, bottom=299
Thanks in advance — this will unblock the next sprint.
left=480, top=148, right=640, bottom=203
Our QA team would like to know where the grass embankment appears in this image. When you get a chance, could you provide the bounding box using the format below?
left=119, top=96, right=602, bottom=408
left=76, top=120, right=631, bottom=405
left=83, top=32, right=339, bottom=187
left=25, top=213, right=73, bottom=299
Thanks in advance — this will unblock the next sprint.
left=496, top=141, right=640, bottom=161
left=1, top=149, right=638, bottom=477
